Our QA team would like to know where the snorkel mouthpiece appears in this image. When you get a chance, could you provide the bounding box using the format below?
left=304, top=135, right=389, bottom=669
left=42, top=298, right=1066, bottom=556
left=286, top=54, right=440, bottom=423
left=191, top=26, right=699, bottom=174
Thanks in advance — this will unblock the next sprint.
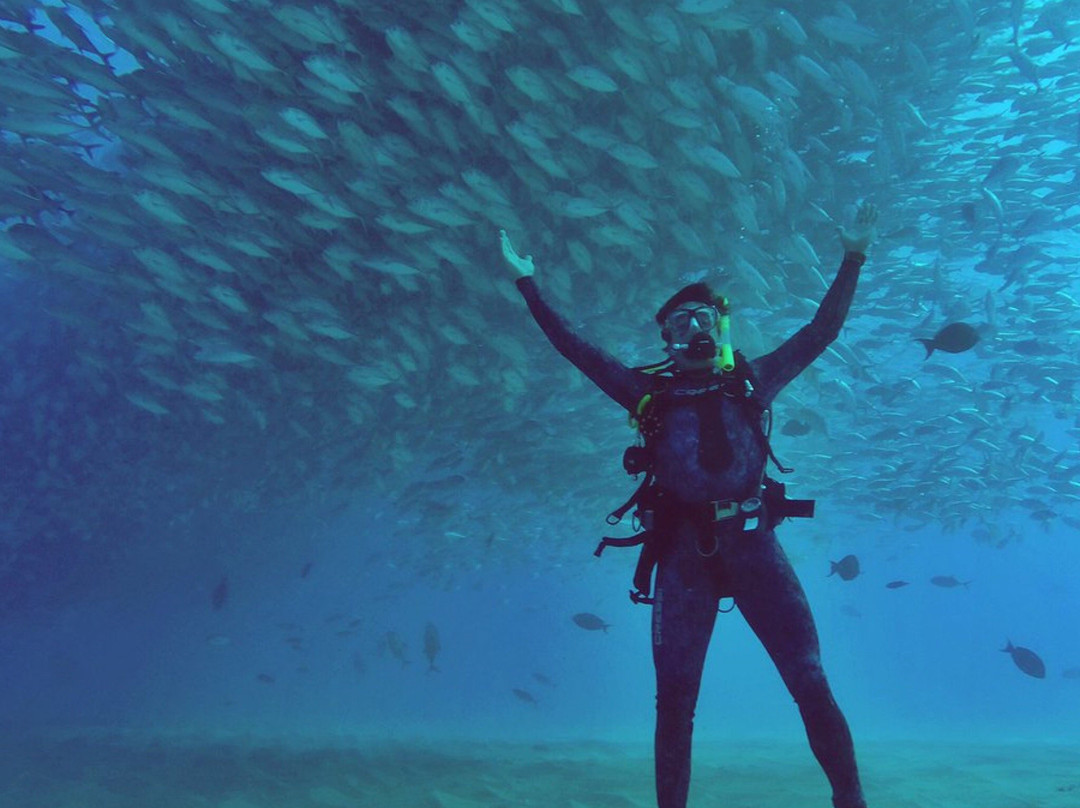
left=686, top=332, right=717, bottom=360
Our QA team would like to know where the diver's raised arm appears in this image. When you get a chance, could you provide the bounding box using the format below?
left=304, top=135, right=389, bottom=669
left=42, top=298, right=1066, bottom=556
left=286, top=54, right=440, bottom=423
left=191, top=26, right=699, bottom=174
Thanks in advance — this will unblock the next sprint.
left=501, top=230, right=645, bottom=411
left=750, top=202, right=878, bottom=404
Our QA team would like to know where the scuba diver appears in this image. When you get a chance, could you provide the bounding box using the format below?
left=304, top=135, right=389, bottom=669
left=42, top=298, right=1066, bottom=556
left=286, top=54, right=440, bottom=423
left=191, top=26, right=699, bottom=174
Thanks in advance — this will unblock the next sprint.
left=500, top=200, right=878, bottom=808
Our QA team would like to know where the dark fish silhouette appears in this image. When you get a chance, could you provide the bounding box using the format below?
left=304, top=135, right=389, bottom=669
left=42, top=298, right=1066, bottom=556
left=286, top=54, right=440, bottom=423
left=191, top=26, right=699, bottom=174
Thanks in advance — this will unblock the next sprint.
left=379, top=631, right=410, bottom=667
left=1012, top=338, right=1057, bottom=357
left=1008, top=48, right=1040, bottom=91
left=572, top=613, right=611, bottom=632
left=1002, top=641, right=1045, bottom=679
left=829, top=555, right=860, bottom=581
left=512, top=688, right=539, bottom=705
left=300, top=562, right=313, bottom=578
left=885, top=580, right=909, bottom=589
left=916, top=323, right=979, bottom=358
left=423, top=621, right=441, bottom=672
left=930, top=575, right=970, bottom=588
left=960, top=202, right=977, bottom=228
left=982, top=154, right=1020, bottom=186
left=781, top=418, right=812, bottom=437
left=256, top=673, right=275, bottom=684
left=533, top=672, right=556, bottom=687
left=211, top=575, right=229, bottom=610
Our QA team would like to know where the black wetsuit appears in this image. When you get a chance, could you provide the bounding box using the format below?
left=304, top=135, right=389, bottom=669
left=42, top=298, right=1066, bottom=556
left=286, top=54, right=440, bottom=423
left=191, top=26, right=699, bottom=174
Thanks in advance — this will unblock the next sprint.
left=516, top=251, right=868, bottom=808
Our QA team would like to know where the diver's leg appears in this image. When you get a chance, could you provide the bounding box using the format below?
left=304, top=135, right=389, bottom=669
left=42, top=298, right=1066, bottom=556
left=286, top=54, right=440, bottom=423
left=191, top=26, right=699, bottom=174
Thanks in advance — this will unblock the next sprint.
left=652, top=522, right=720, bottom=808
left=730, top=530, right=866, bottom=808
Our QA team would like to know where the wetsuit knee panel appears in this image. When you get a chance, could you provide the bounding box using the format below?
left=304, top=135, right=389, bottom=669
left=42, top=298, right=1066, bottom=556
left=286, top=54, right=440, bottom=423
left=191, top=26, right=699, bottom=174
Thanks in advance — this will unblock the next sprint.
left=787, top=661, right=831, bottom=705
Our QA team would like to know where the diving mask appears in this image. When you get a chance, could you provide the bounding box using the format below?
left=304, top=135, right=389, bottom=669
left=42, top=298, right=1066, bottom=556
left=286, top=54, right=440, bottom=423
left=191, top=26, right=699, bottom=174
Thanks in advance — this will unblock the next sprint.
left=664, top=305, right=719, bottom=342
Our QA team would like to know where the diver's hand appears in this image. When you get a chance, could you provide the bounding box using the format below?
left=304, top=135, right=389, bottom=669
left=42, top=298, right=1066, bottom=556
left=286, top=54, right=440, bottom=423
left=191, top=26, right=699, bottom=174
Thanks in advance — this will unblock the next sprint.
left=500, top=229, right=534, bottom=277
left=838, top=201, right=878, bottom=255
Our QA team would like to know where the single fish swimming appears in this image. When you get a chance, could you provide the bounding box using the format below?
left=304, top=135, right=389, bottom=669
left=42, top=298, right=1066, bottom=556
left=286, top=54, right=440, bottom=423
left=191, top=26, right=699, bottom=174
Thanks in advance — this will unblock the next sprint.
left=423, top=621, right=441, bottom=672
left=1002, top=640, right=1045, bottom=679
left=512, top=688, right=539, bottom=705
left=916, top=323, right=980, bottom=358
left=930, top=575, right=971, bottom=588
left=829, top=555, right=860, bottom=581
left=572, top=612, right=611, bottom=632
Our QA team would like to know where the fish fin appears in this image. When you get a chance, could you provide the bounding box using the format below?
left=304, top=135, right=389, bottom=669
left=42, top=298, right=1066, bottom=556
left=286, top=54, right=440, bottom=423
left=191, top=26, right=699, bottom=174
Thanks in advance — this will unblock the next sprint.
left=915, top=338, right=934, bottom=358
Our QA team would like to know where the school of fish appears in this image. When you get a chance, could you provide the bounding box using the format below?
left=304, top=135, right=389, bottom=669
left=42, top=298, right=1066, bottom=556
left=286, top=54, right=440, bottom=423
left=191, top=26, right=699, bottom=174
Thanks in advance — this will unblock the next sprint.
left=1, top=1, right=1079, bottom=609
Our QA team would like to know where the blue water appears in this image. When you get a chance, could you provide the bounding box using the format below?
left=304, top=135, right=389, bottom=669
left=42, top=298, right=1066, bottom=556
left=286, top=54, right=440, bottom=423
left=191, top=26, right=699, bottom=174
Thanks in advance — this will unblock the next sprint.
left=1, top=1, right=1079, bottom=785
left=2, top=491, right=1077, bottom=745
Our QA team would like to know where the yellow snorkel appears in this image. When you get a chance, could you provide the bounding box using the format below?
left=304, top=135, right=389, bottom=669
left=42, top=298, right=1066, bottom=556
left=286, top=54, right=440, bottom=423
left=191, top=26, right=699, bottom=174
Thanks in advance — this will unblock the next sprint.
left=715, top=296, right=734, bottom=372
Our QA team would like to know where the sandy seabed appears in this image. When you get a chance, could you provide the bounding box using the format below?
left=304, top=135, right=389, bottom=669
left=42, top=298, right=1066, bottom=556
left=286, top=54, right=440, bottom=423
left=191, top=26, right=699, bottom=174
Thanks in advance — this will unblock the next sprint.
left=1, top=733, right=1077, bottom=808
